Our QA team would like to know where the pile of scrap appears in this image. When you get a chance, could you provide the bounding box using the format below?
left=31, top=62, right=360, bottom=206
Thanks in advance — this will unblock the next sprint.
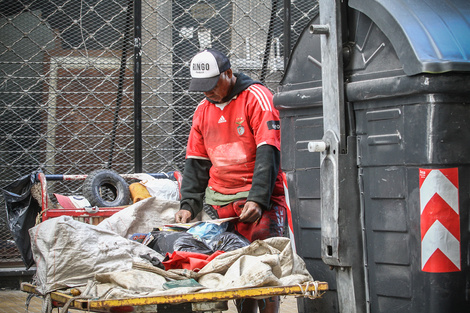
left=29, top=197, right=314, bottom=301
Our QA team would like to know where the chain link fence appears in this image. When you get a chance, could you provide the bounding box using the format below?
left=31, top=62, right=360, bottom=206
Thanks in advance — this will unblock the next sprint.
left=0, top=0, right=318, bottom=265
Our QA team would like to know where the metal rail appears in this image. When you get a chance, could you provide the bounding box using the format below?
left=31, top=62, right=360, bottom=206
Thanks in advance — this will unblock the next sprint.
left=40, top=172, right=176, bottom=181
left=22, top=281, right=328, bottom=312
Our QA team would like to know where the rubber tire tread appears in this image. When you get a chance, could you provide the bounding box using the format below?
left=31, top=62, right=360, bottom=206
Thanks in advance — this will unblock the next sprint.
left=82, top=169, right=130, bottom=207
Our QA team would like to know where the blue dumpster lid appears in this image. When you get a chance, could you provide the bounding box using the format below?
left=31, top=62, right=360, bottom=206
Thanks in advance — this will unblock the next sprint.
left=349, top=0, right=470, bottom=75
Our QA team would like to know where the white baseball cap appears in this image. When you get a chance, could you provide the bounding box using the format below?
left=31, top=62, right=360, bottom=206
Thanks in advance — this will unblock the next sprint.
left=189, top=49, right=231, bottom=92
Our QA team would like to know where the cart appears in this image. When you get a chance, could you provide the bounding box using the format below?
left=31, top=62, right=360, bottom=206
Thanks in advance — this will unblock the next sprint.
left=26, top=172, right=327, bottom=312
left=36, top=170, right=181, bottom=224
left=21, top=281, right=327, bottom=313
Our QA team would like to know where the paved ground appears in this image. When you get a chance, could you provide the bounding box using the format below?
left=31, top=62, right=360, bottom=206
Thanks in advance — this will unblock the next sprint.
left=0, top=288, right=299, bottom=312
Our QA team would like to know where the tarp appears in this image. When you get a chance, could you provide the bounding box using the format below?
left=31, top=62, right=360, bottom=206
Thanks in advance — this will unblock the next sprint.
left=29, top=215, right=164, bottom=295
left=77, top=237, right=313, bottom=300
left=96, top=196, right=181, bottom=238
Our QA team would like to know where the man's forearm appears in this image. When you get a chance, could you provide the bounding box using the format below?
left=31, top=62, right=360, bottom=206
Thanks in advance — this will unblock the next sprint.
left=247, top=144, right=280, bottom=209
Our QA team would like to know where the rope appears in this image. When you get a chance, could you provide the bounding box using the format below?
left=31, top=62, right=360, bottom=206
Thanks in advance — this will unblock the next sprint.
left=25, top=293, right=35, bottom=312
left=132, top=261, right=187, bottom=281
left=296, top=281, right=324, bottom=299
left=41, top=293, right=52, bottom=313
left=59, top=281, right=96, bottom=313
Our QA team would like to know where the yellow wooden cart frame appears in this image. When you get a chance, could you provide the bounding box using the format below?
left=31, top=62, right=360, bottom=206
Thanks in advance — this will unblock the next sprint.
left=22, top=281, right=328, bottom=312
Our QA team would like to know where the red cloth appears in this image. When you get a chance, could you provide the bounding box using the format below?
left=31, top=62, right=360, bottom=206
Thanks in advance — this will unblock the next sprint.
left=162, top=250, right=224, bottom=271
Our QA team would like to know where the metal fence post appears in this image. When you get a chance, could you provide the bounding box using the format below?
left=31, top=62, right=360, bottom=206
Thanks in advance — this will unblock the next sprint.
left=134, top=0, right=143, bottom=173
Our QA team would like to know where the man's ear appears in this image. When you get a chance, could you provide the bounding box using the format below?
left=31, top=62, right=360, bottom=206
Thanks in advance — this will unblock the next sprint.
left=225, top=68, right=233, bottom=78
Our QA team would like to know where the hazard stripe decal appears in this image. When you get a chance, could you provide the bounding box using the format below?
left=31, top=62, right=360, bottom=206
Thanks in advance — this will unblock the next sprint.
left=419, top=168, right=461, bottom=272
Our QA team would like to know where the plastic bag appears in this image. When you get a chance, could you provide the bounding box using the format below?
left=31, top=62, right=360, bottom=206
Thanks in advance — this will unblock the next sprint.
left=173, top=234, right=213, bottom=255
left=209, top=231, right=251, bottom=252
left=187, top=222, right=228, bottom=244
left=140, top=178, right=179, bottom=201
left=149, top=230, right=213, bottom=255
left=1, top=170, right=42, bottom=268
left=149, top=231, right=187, bottom=254
left=172, top=231, right=250, bottom=256
left=149, top=228, right=249, bottom=256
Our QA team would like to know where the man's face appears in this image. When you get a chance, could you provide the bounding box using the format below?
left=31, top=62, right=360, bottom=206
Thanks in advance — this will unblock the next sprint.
left=203, top=70, right=232, bottom=103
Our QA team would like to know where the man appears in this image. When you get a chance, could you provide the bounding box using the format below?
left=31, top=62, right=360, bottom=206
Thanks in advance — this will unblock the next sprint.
left=175, top=49, right=286, bottom=313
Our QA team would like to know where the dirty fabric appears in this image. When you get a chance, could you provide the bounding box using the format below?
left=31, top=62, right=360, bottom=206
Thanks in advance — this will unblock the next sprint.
left=29, top=215, right=164, bottom=295
left=95, top=269, right=167, bottom=293
left=193, top=237, right=313, bottom=289
left=96, top=197, right=180, bottom=238
left=97, top=196, right=209, bottom=238
left=70, top=237, right=313, bottom=300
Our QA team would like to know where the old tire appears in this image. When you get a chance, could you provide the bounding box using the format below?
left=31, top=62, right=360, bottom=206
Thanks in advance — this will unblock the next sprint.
left=82, top=169, right=130, bottom=207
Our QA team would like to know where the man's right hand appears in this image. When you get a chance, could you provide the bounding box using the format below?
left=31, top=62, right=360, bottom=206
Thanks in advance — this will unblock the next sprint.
left=174, top=210, right=192, bottom=223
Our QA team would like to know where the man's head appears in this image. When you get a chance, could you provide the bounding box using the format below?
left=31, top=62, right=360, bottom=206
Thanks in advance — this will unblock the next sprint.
left=188, top=50, right=234, bottom=102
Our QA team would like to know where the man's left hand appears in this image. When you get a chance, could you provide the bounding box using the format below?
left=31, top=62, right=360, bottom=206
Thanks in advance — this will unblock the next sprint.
left=239, top=201, right=262, bottom=223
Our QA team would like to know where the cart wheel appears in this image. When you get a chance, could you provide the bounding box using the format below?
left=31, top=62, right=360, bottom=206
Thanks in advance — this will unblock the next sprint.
left=82, top=169, right=130, bottom=207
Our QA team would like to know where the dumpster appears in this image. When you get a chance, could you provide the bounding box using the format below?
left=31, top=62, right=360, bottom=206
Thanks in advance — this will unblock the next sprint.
left=274, top=0, right=470, bottom=312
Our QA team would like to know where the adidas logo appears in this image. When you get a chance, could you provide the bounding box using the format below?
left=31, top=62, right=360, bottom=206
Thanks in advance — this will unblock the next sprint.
left=218, top=116, right=227, bottom=123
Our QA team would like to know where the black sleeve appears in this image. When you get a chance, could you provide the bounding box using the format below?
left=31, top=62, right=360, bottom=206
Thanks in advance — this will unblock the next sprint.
left=179, top=158, right=212, bottom=219
left=247, top=144, right=280, bottom=210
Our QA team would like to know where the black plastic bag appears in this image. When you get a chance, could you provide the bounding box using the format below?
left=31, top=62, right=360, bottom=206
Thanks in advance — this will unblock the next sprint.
left=1, top=170, right=42, bottom=268
left=149, top=231, right=208, bottom=255
left=149, top=229, right=250, bottom=256
left=209, top=231, right=251, bottom=252
left=173, top=233, right=214, bottom=255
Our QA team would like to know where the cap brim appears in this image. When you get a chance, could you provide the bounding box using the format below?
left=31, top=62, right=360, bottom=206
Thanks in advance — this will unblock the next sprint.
left=188, top=75, right=220, bottom=92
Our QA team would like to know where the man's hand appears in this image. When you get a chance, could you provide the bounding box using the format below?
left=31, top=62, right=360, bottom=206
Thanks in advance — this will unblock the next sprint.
left=175, top=210, right=192, bottom=223
left=239, top=201, right=262, bottom=223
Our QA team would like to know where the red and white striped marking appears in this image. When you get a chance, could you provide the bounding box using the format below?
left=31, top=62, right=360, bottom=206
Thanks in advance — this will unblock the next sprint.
left=419, top=168, right=460, bottom=272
